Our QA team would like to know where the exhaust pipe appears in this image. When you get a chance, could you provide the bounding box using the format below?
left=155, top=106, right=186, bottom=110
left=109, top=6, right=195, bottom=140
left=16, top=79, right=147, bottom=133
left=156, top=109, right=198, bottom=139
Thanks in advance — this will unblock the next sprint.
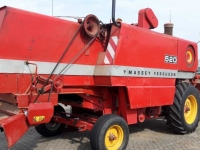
left=112, top=0, right=120, bottom=27
left=164, top=23, right=174, bottom=36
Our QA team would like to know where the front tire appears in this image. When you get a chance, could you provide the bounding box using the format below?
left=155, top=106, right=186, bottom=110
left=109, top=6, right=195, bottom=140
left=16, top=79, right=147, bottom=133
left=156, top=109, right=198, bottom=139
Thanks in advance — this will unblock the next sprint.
left=167, top=82, right=200, bottom=133
left=90, top=114, right=129, bottom=150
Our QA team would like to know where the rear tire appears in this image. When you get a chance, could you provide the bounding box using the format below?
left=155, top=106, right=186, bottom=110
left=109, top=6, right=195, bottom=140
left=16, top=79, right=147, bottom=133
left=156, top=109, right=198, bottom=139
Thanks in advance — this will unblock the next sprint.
left=35, top=105, right=66, bottom=137
left=35, top=122, right=65, bottom=137
left=90, top=114, right=129, bottom=150
left=167, top=82, right=200, bottom=133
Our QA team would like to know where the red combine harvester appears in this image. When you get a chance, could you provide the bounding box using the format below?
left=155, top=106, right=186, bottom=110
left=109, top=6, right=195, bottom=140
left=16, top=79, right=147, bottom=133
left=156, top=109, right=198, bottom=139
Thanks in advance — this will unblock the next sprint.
left=0, top=0, right=199, bottom=149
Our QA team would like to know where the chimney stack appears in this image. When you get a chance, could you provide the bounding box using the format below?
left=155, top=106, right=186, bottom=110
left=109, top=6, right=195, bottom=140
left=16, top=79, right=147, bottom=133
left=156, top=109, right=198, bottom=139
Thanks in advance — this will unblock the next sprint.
left=164, top=23, right=174, bottom=36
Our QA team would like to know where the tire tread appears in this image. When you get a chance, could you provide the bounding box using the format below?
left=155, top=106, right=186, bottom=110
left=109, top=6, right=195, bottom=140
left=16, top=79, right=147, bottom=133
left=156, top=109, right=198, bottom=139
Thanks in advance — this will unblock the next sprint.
left=90, top=114, right=129, bottom=150
left=167, top=82, right=199, bottom=133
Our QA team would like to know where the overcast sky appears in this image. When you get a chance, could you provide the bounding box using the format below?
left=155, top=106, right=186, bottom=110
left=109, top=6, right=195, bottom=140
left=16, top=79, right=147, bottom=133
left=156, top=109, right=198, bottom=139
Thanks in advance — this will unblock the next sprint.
left=0, top=0, right=200, bottom=57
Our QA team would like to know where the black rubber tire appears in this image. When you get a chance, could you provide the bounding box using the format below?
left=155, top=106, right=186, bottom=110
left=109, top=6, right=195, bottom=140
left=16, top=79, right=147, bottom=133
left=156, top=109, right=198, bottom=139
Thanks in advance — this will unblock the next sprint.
left=90, top=114, right=129, bottom=150
left=35, top=105, right=66, bottom=137
left=35, top=122, right=65, bottom=137
left=167, top=82, right=200, bottom=133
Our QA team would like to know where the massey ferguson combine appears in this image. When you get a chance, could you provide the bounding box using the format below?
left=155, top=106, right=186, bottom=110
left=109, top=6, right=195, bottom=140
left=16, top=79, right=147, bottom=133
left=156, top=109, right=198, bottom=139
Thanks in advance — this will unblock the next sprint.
left=0, top=0, right=199, bottom=149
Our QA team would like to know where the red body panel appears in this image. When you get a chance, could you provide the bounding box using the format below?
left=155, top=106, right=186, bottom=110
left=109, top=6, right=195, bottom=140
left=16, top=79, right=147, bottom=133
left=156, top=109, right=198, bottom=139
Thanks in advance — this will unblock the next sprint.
left=0, top=7, right=103, bottom=64
left=0, top=6, right=103, bottom=93
left=127, top=85, right=175, bottom=108
left=27, top=102, right=54, bottom=125
left=177, top=39, right=198, bottom=72
left=114, top=23, right=178, bottom=69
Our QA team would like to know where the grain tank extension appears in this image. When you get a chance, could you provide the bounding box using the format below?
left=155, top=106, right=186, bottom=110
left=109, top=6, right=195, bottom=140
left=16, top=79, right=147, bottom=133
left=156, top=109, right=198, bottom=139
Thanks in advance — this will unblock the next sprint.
left=0, top=0, right=200, bottom=149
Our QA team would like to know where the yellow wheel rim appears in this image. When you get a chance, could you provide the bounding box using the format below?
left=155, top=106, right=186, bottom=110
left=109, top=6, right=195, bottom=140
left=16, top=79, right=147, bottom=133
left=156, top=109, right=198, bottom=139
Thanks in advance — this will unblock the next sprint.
left=184, top=95, right=198, bottom=124
left=105, top=125, right=124, bottom=150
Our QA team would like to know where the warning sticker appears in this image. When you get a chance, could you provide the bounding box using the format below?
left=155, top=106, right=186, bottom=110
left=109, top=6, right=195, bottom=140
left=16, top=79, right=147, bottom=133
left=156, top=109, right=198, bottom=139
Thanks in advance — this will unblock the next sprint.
left=33, top=116, right=45, bottom=122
